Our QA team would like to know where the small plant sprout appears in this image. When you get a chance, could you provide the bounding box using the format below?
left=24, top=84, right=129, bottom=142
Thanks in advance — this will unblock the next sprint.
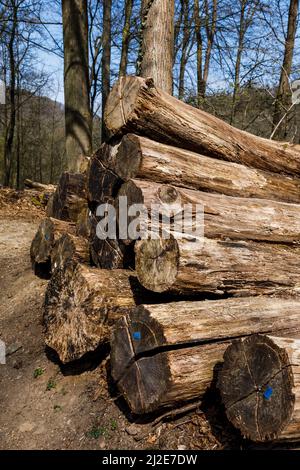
left=33, top=367, right=44, bottom=379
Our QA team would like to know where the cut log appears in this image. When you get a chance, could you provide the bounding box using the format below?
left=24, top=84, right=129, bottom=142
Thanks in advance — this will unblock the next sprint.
left=105, top=76, right=300, bottom=176
left=111, top=298, right=300, bottom=414
left=24, top=179, right=56, bottom=194
left=89, top=214, right=125, bottom=269
left=51, top=233, right=90, bottom=272
left=30, top=217, right=76, bottom=267
left=76, top=207, right=92, bottom=239
left=113, top=134, right=300, bottom=203
left=218, top=334, right=300, bottom=442
left=52, top=172, right=87, bottom=222
left=87, top=144, right=121, bottom=207
left=46, top=194, right=54, bottom=217
left=43, top=265, right=138, bottom=363
left=135, top=236, right=300, bottom=296
left=118, top=179, right=300, bottom=243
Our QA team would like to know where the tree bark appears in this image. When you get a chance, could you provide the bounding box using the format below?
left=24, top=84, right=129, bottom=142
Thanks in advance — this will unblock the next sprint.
left=51, top=172, right=87, bottom=222
left=101, top=0, right=112, bottom=142
left=218, top=334, right=300, bottom=442
left=272, top=0, right=299, bottom=138
left=140, top=0, right=174, bottom=94
left=62, top=0, right=92, bottom=171
left=113, top=134, right=300, bottom=203
left=43, top=265, right=137, bottom=363
left=104, top=76, right=300, bottom=176
left=118, top=178, right=300, bottom=243
left=111, top=298, right=300, bottom=414
left=30, top=217, right=76, bottom=268
left=119, top=0, right=133, bottom=76
left=135, top=236, right=300, bottom=296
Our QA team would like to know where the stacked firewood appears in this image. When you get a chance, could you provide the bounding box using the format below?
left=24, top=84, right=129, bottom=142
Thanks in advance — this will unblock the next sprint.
left=31, top=76, right=300, bottom=443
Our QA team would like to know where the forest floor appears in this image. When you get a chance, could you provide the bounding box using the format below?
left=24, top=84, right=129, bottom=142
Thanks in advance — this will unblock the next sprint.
left=0, top=188, right=292, bottom=451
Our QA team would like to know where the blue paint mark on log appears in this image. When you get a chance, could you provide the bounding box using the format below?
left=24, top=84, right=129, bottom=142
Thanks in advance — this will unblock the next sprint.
left=133, top=332, right=141, bottom=341
left=263, top=386, right=273, bottom=400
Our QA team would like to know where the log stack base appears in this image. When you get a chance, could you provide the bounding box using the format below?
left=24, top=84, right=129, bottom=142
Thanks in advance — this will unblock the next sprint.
left=29, top=75, right=300, bottom=444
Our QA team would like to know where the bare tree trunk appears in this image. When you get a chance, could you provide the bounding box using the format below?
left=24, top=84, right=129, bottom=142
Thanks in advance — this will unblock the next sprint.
left=194, top=0, right=217, bottom=103
left=16, top=31, right=21, bottom=189
left=101, top=0, right=112, bottom=142
left=194, top=0, right=203, bottom=104
left=3, top=2, right=17, bottom=187
left=62, top=0, right=92, bottom=172
left=140, top=0, right=174, bottom=94
left=38, top=93, right=42, bottom=183
left=202, top=0, right=217, bottom=97
left=230, top=0, right=246, bottom=125
left=272, top=0, right=299, bottom=138
left=16, top=85, right=20, bottom=188
left=50, top=100, right=56, bottom=184
left=119, top=0, right=133, bottom=76
left=178, top=0, right=190, bottom=100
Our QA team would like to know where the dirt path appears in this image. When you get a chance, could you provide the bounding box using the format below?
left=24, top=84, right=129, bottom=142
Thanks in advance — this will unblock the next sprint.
left=0, top=211, right=240, bottom=450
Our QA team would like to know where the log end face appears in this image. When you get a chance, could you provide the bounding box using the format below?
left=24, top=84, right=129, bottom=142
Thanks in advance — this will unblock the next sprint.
left=104, top=76, right=153, bottom=135
left=135, top=238, right=179, bottom=293
left=115, top=134, right=142, bottom=180
left=43, top=265, right=106, bottom=363
left=120, top=353, right=170, bottom=414
left=30, top=218, right=54, bottom=264
left=111, top=305, right=170, bottom=414
left=218, top=334, right=295, bottom=442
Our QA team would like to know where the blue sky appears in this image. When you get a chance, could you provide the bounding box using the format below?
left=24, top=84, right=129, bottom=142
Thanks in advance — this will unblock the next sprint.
left=34, top=0, right=300, bottom=107
left=36, top=6, right=64, bottom=103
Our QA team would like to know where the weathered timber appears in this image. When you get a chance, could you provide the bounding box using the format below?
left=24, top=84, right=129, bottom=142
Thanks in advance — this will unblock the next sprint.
left=218, top=334, right=300, bottom=442
left=24, top=179, right=56, bottom=194
left=30, top=217, right=76, bottom=267
left=89, top=214, right=125, bottom=269
left=114, top=134, right=300, bottom=203
left=118, top=179, right=300, bottom=243
left=111, top=298, right=300, bottom=414
left=105, top=76, right=300, bottom=176
left=46, top=194, right=54, bottom=217
left=51, top=233, right=90, bottom=272
left=135, top=236, right=300, bottom=296
left=87, top=143, right=121, bottom=207
left=52, top=172, right=87, bottom=222
left=76, top=207, right=92, bottom=238
left=43, top=265, right=138, bottom=363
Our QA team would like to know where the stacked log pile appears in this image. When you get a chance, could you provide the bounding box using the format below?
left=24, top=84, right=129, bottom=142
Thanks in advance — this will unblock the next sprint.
left=30, top=75, right=300, bottom=443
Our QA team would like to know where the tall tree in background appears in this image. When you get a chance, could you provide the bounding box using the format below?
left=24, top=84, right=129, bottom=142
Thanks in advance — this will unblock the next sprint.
left=272, top=0, right=299, bottom=138
left=62, top=0, right=92, bottom=172
left=101, top=0, right=111, bottom=141
left=88, top=0, right=102, bottom=124
left=3, top=0, right=17, bottom=186
left=178, top=0, right=191, bottom=100
left=140, top=0, right=175, bottom=94
left=119, top=0, right=133, bottom=76
left=229, top=0, right=261, bottom=124
left=194, top=0, right=217, bottom=103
